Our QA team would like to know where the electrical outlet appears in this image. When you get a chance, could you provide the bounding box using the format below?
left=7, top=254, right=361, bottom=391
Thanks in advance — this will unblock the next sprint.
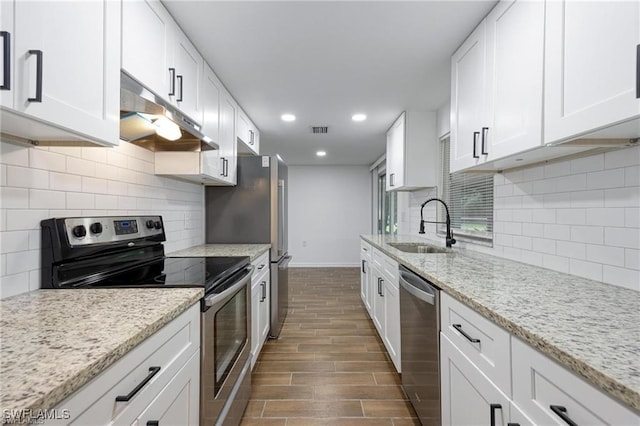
left=302, top=241, right=307, bottom=247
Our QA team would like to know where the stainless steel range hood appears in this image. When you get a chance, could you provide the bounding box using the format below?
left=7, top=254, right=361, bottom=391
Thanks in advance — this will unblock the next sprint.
left=120, top=72, right=218, bottom=150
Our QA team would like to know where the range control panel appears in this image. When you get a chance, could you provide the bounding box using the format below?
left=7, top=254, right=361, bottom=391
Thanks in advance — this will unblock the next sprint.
left=64, top=216, right=164, bottom=246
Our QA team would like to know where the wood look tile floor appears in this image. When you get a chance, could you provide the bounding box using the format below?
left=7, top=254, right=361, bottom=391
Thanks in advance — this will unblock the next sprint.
left=241, top=268, right=419, bottom=426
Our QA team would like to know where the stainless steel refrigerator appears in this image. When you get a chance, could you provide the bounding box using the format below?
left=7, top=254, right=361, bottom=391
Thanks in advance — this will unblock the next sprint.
left=205, top=155, right=291, bottom=338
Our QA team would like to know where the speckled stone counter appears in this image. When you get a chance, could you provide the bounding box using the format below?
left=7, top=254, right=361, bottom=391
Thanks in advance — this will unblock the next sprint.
left=361, top=234, right=640, bottom=412
left=0, top=288, right=203, bottom=421
left=168, top=244, right=271, bottom=261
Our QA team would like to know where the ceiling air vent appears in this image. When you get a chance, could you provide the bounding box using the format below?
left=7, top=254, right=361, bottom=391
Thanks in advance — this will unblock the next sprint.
left=311, top=126, right=328, bottom=134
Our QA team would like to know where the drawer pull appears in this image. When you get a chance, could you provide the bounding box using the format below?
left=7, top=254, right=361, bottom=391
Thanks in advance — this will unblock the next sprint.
left=260, top=281, right=266, bottom=302
left=481, top=127, right=489, bottom=155
left=362, top=259, right=366, bottom=273
left=490, top=403, right=502, bottom=426
left=452, top=324, right=480, bottom=343
left=147, top=422, right=159, bottom=426
left=27, top=49, right=43, bottom=102
left=168, top=67, right=176, bottom=96
left=176, top=75, right=183, bottom=102
left=115, top=366, right=161, bottom=402
left=1, top=31, right=10, bottom=90
left=507, top=424, right=520, bottom=426
left=550, top=405, right=578, bottom=426
left=257, top=264, right=265, bottom=270
left=472, top=131, right=480, bottom=159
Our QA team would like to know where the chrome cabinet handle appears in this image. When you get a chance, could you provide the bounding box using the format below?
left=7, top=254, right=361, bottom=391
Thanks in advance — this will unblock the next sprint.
left=390, top=173, right=395, bottom=187
left=168, top=67, right=175, bottom=96
left=550, top=405, right=578, bottom=426
left=490, top=404, right=502, bottom=426
left=481, top=127, right=489, bottom=155
left=249, top=129, right=254, bottom=145
left=176, top=75, right=183, bottom=102
left=1, top=31, right=10, bottom=90
left=361, top=259, right=366, bottom=273
left=260, top=281, right=267, bottom=302
left=452, top=323, right=480, bottom=343
left=115, top=366, right=161, bottom=402
left=636, top=44, right=639, bottom=99
left=27, top=49, right=43, bottom=102
left=257, top=264, right=265, bottom=270
left=147, top=422, right=159, bottom=426
left=472, top=131, right=480, bottom=159
left=380, top=278, right=384, bottom=297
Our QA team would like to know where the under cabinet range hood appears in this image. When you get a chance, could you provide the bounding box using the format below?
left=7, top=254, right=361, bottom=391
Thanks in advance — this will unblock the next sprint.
left=120, top=72, right=218, bottom=149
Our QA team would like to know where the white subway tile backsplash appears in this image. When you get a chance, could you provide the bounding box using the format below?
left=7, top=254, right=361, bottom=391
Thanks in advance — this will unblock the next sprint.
left=556, top=174, right=587, bottom=192
left=570, top=154, right=604, bottom=174
left=625, top=208, right=640, bottom=228
left=496, top=184, right=514, bottom=197
left=603, top=265, right=640, bottom=291
left=0, top=164, right=6, bottom=186
left=604, top=227, right=640, bottom=249
left=66, top=156, right=96, bottom=177
left=495, top=234, right=513, bottom=247
left=523, top=165, right=544, bottom=181
left=586, top=208, right=624, bottom=226
left=0, top=141, right=29, bottom=167
left=586, top=168, right=625, bottom=190
left=521, top=194, right=544, bottom=209
left=95, top=194, right=118, bottom=209
left=624, top=166, right=639, bottom=187
left=117, top=196, right=137, bottom=210
left=503, top=170, right=524, bottom=184
left=66, top=192, right=95, bottom=210
left=29, top=189, right=66, bottom=209
left=544, top=162, right=571, bottom=179
left=543, top=193, right=571, bottom=208
left=7, top=166, right=49, bottom=189
left=81, top=177, right=108, bottom=194
left=107, top=150, right=128, bottom=168
left=48, top=146, right=82, bottom=158
left=604, top=187, right=640, bottom=208
left=81, top=147, right=108, bottom=164
left=6, top=249, right=38, bottom=275
left=522, top=223, right=544, bottom=237
left=0, top=187, right=28, bottom=208
left=531, top=209, right=556, bottom=224
left=571, top=225, right=604, bottom=244
left=570, top=190, right=604, bottom=208
left=513, top=235, right=532, bottom=250
left=543, top=224, right=570, bottom=240
left=503, top=222, right=522, bottom=235
left=29, top=149, right=66, bottom=172
left=49, top=172, right=82, bottom=192
left=533, top=179, right=556, bottom=194
left=502, top=247, right=522, bottom=261
left=625, top=249, right=639, bottom=270
left=569, top=259, right=603, bottom=282
left=496, top=209, right=513, bottom=222
left=532, top=238, right=556, bottom=254
left=556, top=241, right=586, bottom=260
left=0, top=272, right=30, bottom=298
left=3, top=209, right=49, bottom=231
left=586, top=244, right=625, bottom=267
left=512, top=209, right=532, bottom=223
left=107, top=180, right=128, bottom=195
left=520, top=250, right=543, bottom=266
left=556, top=209, right=585, bottom=225
left=604, top=147, right=640, bottom=169
left=28, top=230, right=40, bottom=250
left=542, top=254, right=569, bottom=273
left=0, top=231, right=29, bottom=254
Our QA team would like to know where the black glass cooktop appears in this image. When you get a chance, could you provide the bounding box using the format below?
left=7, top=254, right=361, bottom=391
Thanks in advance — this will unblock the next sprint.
left=79, top=256, right=250, bottom=293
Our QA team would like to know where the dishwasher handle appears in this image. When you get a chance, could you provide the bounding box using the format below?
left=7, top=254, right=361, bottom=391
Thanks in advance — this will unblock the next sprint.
left=399, top=268, right=437, bottom=305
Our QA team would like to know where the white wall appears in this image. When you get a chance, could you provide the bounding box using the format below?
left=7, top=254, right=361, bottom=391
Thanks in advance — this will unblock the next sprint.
left=0, top=139, right=205, bottom=299
left=397, top=145, right=640, bottom=291
left=288, top=165, right=371, bottom=267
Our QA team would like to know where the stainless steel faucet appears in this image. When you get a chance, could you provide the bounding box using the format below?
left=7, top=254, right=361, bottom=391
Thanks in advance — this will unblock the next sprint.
left=419, top=198, right=456, bottom=248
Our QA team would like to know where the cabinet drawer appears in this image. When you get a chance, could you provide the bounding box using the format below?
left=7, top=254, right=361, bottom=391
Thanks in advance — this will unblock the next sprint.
left=373, top=248, right=398, bottom=283
left=512, top=337, right=638, bottom=425
left=361, top=241, right=372, bottom=259
left=440, top=293, right=511, bottom=395
left=52, top=304, right=200, bottom=425
left=252, top=251, right=269, bottom=273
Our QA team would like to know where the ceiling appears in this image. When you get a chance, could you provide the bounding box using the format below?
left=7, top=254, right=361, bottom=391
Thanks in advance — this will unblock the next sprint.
left=163, top=1, right=496, bottom=166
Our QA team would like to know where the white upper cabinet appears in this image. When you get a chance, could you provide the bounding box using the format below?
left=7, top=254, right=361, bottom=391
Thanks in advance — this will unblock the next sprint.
left=219, top=94, right=238, bottom=185
left=450, top=0, right=545, bottom=173
left=237, top=108, right=260, bottom=155
left=544, top=0, right=640, bottom=143
left=122, top=0, right=174, bottom=105
left=386, top=111, right=438, bottom=191
left=0, top=0, right=120, bottom=146
left=122, top=0, right=203, bottom=124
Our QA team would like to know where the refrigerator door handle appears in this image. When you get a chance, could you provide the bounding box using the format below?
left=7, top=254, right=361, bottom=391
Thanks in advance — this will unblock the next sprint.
left=278, top=255, right=292, bottom=269
left=278, top=179, right=285, bottom=257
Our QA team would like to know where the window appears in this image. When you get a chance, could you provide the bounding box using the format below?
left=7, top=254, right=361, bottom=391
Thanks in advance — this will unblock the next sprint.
left=439, top=137, right=493, bottom=243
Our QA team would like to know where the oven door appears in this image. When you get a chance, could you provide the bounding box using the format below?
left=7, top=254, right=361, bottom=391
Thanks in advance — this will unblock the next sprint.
left=201, top=266, right=253, bottom=426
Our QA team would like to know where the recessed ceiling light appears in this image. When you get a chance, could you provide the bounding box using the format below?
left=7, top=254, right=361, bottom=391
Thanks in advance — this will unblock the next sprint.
left=281, top=114, right=296, bottom=122
left=316, top=150, right=327, bottom=157
left=352, top=113, right=367, bottom=122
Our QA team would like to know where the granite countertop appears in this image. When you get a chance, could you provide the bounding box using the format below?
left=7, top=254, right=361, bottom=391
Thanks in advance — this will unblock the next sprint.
left=0, top=288, right=203, bottom=422
left=168, top=244, right=271, bottom=261
left=361, top=234, right=640, bottom=412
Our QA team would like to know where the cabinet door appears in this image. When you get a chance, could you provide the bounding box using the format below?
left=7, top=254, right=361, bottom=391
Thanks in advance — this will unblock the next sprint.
left=484, top=0, right=544, bottom=161
left=219, top=94, right=237, bottom=185
left=383, top=279, right=400, bottom=372
left=450, top=21, right=486, bottom=173
left=372, top=269, right=385, bottom=334
left=0, top=1, right=13, bottom=108
left=201, top=65, right=220, bottom=145
left=386, top=114, right=405, bottom=190
left=360, top=257, right=369, bottom=310
left=12, top=0, right=120, bottom=145
left=251, top=281, right=261, bottom=368
left=136, top=351, right=200, bottom=426
left=237, top=109, right=251, bottom=146
left=260, top=277, right=270, bottom=344
left=122, top=0, right=175, bottom=102
left=441, top=333, right=510, bottom=426
left=174, top=30, right=203, bottom=124
left=544, top=0, right=640, bottom=143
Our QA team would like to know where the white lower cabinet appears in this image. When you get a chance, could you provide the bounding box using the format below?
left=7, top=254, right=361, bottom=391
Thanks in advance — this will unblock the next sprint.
left=360, top=241, right=372, bottom=314
left=511, top=337, right=638, bottom=426
left=364, top=244, right=401, bottom=373
left=441, top=333, right=511, bottom=426
left=47, top=303, right=200, bottom=425
left=250, top=252, right=270, bottom=369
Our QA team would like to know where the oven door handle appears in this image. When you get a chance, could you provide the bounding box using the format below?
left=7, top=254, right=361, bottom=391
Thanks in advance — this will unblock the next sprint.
left=204, top=266, right=253, bottom=308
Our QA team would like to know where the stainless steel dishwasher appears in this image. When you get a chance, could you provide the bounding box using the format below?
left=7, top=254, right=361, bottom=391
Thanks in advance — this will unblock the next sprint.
left=399, top=265, right=440, bottom=426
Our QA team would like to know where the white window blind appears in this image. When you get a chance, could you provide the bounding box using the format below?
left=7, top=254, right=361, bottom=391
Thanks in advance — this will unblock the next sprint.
left=439, top=137, right=493, bottom=242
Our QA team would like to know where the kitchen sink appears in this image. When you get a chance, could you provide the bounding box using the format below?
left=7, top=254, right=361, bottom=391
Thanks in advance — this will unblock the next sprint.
left=388, top=243, right=451, bottom=254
